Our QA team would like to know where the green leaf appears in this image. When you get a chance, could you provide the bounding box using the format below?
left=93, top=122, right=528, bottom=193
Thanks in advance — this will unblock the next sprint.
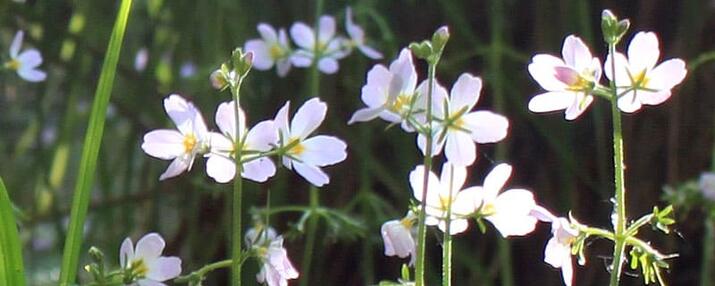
left=0, top=178, right=25, bottom=286
left=58, top=0, right=134, bottom=285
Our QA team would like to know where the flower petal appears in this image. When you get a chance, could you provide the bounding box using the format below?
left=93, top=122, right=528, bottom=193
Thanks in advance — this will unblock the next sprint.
left=318, top=16, right=336, bottom=44
left=528, top=55, right=568, bottom=91
left=298, top=135, right=347, bottom=166
left=293, top=161, right=329, bottom=187
left=242, top=157, right=276, bottom=183
left=257, top=23, right=278, bottom=43
left=135, top=233, right=165, bottom=261
left=159, top=157, right=190, bottom=181
left=461, top=111, right=509, bottom=143
left=164, top=95, right=207, bottom=136
left=449, top=73, right=482, bottom=111
left=628, top=32, right=660, bottom=72
left=390, top=49, right=418, bottom=94
left=438, top=162, right=467, bottom=194
left=245, top=120, right=278, bottom=152
left=348, top=107, right=384, bottom=124
left=489, top=189, right=537, bottom=237
left=528, top=91, right=574, bottom=113
left=409, top=165, right=442, bottom=205
left=276, top=58, right=292, bottom=77
left=445, top=131, right=476, bottom=167
left=361, top=64, right=391, bottom=107
left=17, top=49, right=42, bottom=69
left=617, top=90, right=643, bottom=113
left=345, top=7, right=363, bottom=42
left=244, top=39, right=273, bottom=70
left=215, top=101, right=245, bottom=139
left=318, top=57, right=339, bottom=74
left=146, top=257, right=182, bottom=282
left=290, top=22, right=314, bottom=49
left=564, top=94, right=593, bottom=120
left=10, top=31, right=23, bottom=58
left=483, top=164, right=511, bottom=200
left=137, top=279, right=166, bottom=286
left=17, top=67, right=46, bottom=82
left=290, top=51, right=314, bottom=67
left=291, top=98, right=326, bottom=139
left=119, top=238, right=134, bottom=268
left=561, top=35, right=592, bottom=71
left=206, top=154, right=235, bottom=184
left=142, top=129, right=185, bottom=160
left=646, top=58, right=687, bottom=93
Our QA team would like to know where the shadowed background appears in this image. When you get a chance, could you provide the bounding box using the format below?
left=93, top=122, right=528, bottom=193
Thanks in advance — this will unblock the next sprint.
left=0, top=0, right=713, bottom=285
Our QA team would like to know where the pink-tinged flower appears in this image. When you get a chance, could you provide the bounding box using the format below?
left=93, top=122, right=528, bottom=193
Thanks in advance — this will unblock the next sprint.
left=409, top=163, right=479, bottom=235
left=205, top=101, right=278, bottom=183
left=256, top=237, right=299, bottom=286
left=381, top=211, right=417, bottom=265
left=464, top=164, right=537, bottom=237
left=345, top=7, right=382, bottom=60
left=120, top=233, right=182, bottom=286
left=245, top=23, right=293, bottom=77
left=348, top=48, right=419, bottom=131
left=530, top=206, right=580, bottom=286
left=274, top=98, right=347, bottom=187
left=142, top=95, right=209, bottom=180
left=417, top=73, right=509, bottom=166
left=290, top=16, right=349, bottom=74
left=699, top=172, right=715, bottom=201
left=5, top=31, right=46, bottom=82
left=528, top=35, right=601, bottom=120
left=604, top=32, right=687, bottom=113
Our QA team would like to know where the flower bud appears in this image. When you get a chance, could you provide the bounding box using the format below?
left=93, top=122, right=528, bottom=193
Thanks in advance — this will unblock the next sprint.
left=210, top=69, right=228, bottom=90
left=601, top=9, right=630, bottom=45
left=409, top=41, right=432, bottom=60
left=431, top=26, right=450, bottom=54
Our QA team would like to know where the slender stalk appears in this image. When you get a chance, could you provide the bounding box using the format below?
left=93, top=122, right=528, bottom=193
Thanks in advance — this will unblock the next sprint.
left=415, top=60, right=437, bottom=286
left=607, top=43, right=628, bottom=286
left=0, top=178, right=24, bottom=286
left=442, top=168, right=454, bottom=286
left=231, top=77, right=244, bottom=286
left=702, top=217, right=715, bottom=286
left=59, top=1, right=133, bottom=284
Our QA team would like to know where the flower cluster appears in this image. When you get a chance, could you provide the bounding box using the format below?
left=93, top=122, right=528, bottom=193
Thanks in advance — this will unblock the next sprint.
left=244, top=7, right=382, bottom=77
left=528, top=32, right=686, bottom=119
left=4, top=30, right=46, bottom=82
left=141, top=94, right=347, bottom=187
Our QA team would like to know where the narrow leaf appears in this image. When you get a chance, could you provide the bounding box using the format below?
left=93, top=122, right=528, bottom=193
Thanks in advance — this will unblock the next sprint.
left=0, top=178, right=25, bottom=285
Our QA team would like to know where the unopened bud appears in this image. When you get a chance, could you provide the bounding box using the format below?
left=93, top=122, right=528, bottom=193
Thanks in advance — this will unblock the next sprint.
left=237, top=51, right=254, bottom=77
left=88, top=246, right=105, bottom=263
left=210, top=69, right=228, bottom=90
left=601, top=9, right=630, bottom=45
left=409, top=41, right=432, bottom=60
left=431, top=26, right=450, bottom=53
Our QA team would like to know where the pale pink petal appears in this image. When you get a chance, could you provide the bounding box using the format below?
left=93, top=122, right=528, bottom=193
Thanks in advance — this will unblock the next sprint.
left=273, top=102, right=291, bottom=140
left=293, top=161, right=329, bottom=187
left=290, top=22, right=314, bottom=49
left=444, top=131, right=476, bottom=167
left=291, top=98, right=326, bottom=139
left=361, top=64, right=391, bottom=107
left=449, top=73, right=482, bottom=111
left=245, top=120, right=278, bottom=152
left=528, top=91, right=574, bottom=113
left=560, top=253, right=574, bottom=286
left=276, top=59, right=292, bottom=77
left=359, top=45, right=383, bottom=60
left=489, top=189, right=537, bottom=237
left=159, top=157, right=190, bottom=181
left=528, top=55, right=568, bottom=91
left=417, top=132, right=445, bottom=157
left=438, top=218, right=469, bottom=235
left=617, top=91, right=642, bottom=113
left=298, top=135, right=347, bottom=166
left=215, top=101, right=245, bottom=139
left=119, top=238, right=134, bottom=268
left=206, top=154, right=235, bottom=184
left=345, top=7, right=363, bottom=42
left=142, top=130, right=185, bottom=160
left=317, top=57, right=339, bottom=74
left=561, top=35, right=592, bottom=71
left=483, top=164, right=512, bottom=200
left=17, top=49, right=42, bottom=68
left=242, top=157, right=275, bottom=183
left=390, top=49, right=418, bottom=93
left=18, top=68, right=46, bottom=82
left=318, top=16, right=336, bottom=44
left=603, top=52, right=630, bottom=84
left=10, top=31, right=23, bottom=58
left=564, top=94, right=593, bottom=120
left=245, top=39, right=273, bottom=70
left=461, top=111, right=509, bottom=143
left=544, top=237, right=567, bottom=268
left=146, top=257, right=182, bottom=281
left=348, top=107, right=384, bottom=124
left=409, top=165, right=442, bottom=207
left=135, top=233, right=165, bottom=262
left=290, top=51, right=313, bottom=67
left=452, top=187, right=480, bottom=216
left=529, top=205, right=557, bottom=223
left=647, top=58, right=687, bottom=91
left=257, top=23, right=278, bottom=43
left=137, top=279, right=166, bottom=286
left=438, top=162, right=467, bottom=193
left=628, top=32, right=660, bottom=72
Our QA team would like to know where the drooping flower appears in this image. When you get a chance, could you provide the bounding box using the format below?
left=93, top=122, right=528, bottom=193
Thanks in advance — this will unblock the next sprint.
left=348, top=48, right=419, bottom=131
left=604, top=32, right=687, bottom=113
left=344, top=7, right=382, bottom=60
left=699, top=172, right=715, bottom=201
left=465, top=163, right=537, bottom=237
left=205, top=101, right=278, bottom=183
left=5, top=31, right=46, bottom=82
left=530, top=206, right=580, bottom=286
left=290, top=16, right=349, bottom=74
left=417, top=73, right=509, bottom=166
left=381, top=211, right=417, bottom=265
left=256, top=237, right=299, bottom=286
left=274, top=98, right=347, bottom=187
left=142, top=94, right=210, bottom=180
left=245, top=23, right=293, bottom=77
left=527, top=35, right=601, bottom=120
left=409, top=162, right=478, bottom=235
left=120, top=233, right=182, bottom=286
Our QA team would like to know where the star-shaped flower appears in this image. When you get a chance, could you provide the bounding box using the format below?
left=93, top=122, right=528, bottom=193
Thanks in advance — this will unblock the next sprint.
left=245, top=23, right=293, bottom=77
left=527, top=35, right=601, bottom=120
left=290, top=16, right=349, bottom=74
left=604, top=32, right=687, bottom=113
left=530, top=206, right=581, bottom=286
left=345, top=7, right=382, bottom=60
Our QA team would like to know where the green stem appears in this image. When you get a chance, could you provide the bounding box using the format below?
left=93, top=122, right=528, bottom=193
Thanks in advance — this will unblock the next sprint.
left=0, top=178, right=25, bottom=286
left=415, top=58, right=437, bottom=286
left=607, top=43, right=628, bottom=286
left=175, top=259, right=233, bottom=283
left=59, top=1, right=133, bottom=284
left=702, top=217, right=715, bottom=286
left=231, top=77, right=244, bottom=286
left=442, top=168, right=454, bottom=286
left=299, top=187, right=319, bottom=286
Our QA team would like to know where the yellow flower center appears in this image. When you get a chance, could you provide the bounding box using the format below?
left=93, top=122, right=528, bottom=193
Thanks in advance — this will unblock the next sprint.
left=439, top=194, right=453, bottom=210
left=565, top=75, right=592, bottom=92
left=388, top=94, right=412, bottom=113
left=400, top=217, right=414, bottom=229
left=130, top=259, right=148, bottom=278
left=269, top=44, right=285, bottom=59
left=631, top=69, right=650, bottom=88
left=287, top=138, right=305, bottom=156
left=183, top=133, right=197, bottom=153
left=4, top=59, right=20, bottom=71
left=480, top=203, right=496, bottom=216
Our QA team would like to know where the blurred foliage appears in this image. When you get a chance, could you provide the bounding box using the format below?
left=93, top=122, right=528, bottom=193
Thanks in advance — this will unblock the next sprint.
left=0, top=0, right=714, bottom=285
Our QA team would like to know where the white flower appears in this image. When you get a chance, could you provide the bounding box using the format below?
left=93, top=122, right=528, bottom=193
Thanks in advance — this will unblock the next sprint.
left=417, top=73, right=509, bottom=166
left=464, top=163, right=537, bottom=237
left=274, top=98, right=347, bottom=187
left=529, top=206, right=580, bottom=286
left=134, top=47, right=149, bottom=72
left=245, top=23, right=293, bottom=77
left=604, top=32, right=687, bottom=113
left=699, top=172, right=715, bottom=201
left=205, top=101, right=278, bottom=183
left=256, top=236, right=299, bottom=286
left=290, top=16, right=349, bottom=74
left=142, top=94, right=209, bottom=180
left=345, top=7, right=382, bottom=60
left=527, top=35, right=601, bottom=120
left=5, top=31, right=46, bottom=82
left=409, top=162, right=478, bottom=235
left=381, top=211, right=417, bottom=265
left=120, top=233, right=182, bottom=286
left=348, top=48, right=419, bottom=131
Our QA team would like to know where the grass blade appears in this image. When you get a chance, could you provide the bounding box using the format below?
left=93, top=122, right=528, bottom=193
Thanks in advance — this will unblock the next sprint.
left=58, top=0, right=134, bottom=284
left=0, top=178, right=25, bottom=286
